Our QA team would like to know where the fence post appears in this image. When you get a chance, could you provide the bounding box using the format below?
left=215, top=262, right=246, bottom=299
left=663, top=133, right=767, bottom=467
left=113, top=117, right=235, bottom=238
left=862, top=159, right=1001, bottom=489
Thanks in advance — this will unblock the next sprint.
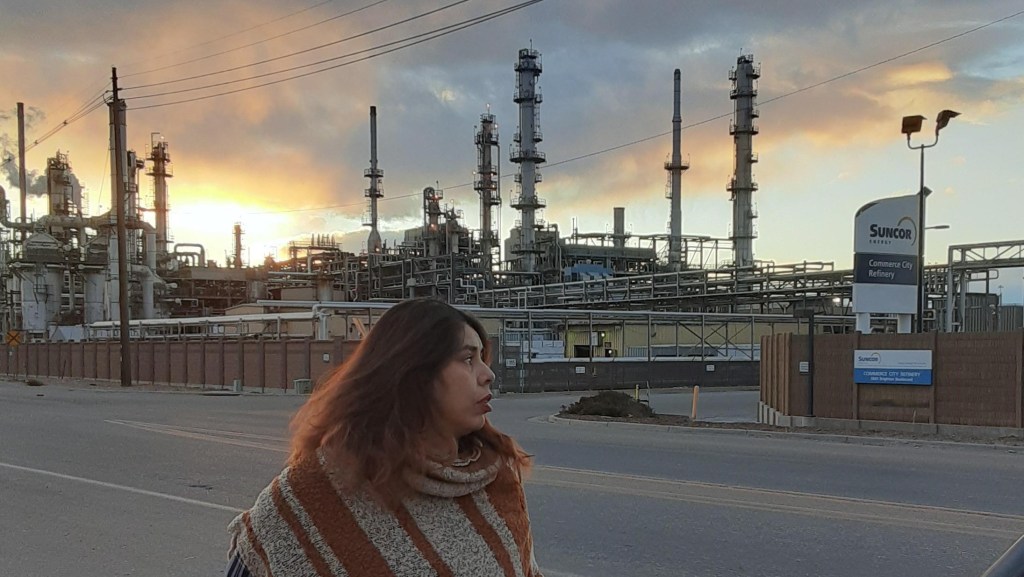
left=931, top=331, right=938, bottom=425
left=199, top=340, right=207, bottom=390
left=239, top=339, right=247, bottom=390
left=257, top=340, right=265, bottom=392
left=1016, top=331, right=1023, bottom=429
left=305, top=338, right=312, bottom=381
left=853, top=331, right=860, bottom=420
left=281, top=340, right=288, bottom=391
left=219, top=339, right=226, bottom=389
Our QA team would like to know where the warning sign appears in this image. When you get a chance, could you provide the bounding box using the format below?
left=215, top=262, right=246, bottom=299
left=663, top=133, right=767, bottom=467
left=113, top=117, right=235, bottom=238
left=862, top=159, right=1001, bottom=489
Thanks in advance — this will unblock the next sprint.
left=4, top=330, right=24, bottom=347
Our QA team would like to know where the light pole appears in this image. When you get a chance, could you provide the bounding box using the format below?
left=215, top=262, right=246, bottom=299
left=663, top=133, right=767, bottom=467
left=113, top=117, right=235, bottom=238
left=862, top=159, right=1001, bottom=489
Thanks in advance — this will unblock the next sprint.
left=902, top=110, right=959, bottom=332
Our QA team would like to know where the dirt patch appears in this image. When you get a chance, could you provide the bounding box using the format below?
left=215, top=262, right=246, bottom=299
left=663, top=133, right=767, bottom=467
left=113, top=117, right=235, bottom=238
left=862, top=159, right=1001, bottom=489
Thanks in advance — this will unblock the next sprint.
left=560, top=390, right=654, bottom=418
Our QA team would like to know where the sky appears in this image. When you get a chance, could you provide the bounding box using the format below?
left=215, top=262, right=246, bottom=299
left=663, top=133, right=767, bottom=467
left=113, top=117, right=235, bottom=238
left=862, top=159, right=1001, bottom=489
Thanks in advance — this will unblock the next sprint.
left=1, top=0, right=1023, bottom=302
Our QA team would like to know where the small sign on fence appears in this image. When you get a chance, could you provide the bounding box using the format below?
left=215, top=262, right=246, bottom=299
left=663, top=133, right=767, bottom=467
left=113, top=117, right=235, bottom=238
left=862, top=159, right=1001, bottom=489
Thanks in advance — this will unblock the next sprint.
left=4, top=330, right=23, bottom=347
left=854, top=350, right=933, bottom=385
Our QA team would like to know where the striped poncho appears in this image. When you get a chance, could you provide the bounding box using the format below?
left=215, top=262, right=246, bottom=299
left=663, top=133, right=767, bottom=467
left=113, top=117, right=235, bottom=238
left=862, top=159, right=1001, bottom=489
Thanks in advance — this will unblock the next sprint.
left=228, top=446, right=543, bottom=577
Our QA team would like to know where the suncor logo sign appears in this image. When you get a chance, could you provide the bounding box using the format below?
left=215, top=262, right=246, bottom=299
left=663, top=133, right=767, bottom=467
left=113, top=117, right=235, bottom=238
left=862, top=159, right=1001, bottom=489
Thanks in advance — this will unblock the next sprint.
left=854, top=194, right=919, bottom=258
left=868, top=216, right=916, bottom=245
left=856, top=352, right=881, bottom=364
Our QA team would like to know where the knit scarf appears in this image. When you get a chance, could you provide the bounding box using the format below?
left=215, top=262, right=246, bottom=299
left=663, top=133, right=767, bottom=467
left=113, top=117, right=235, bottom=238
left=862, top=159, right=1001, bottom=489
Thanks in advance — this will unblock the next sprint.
left=229, top=445, right=542, bottom=577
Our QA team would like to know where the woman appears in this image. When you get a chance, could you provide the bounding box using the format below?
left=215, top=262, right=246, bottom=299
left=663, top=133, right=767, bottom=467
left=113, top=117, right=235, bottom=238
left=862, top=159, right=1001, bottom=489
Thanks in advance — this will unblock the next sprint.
left=226, top=298, right=542, bottom=577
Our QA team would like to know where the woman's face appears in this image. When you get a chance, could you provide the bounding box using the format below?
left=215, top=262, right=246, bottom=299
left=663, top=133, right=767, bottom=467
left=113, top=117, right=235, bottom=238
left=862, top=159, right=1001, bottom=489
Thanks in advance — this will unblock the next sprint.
left=433, top=324, right=495, bottom=440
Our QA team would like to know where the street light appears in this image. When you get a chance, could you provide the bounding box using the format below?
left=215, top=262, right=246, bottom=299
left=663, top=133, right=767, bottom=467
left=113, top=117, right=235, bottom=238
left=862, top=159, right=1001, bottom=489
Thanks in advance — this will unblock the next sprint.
left=903, top=109, right=960, bottom=332
left=925, top=224, right=950, bottom=231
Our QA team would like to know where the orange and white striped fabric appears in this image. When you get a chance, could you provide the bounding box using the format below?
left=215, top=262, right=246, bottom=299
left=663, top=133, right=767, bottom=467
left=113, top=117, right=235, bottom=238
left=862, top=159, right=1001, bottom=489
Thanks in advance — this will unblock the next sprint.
left=228, top=449, right=542, bottom=577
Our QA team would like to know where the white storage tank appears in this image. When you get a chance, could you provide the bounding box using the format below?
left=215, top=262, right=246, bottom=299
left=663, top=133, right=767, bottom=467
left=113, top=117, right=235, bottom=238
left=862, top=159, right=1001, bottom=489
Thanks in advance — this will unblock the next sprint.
left=20, top=267, right=62, bottom=333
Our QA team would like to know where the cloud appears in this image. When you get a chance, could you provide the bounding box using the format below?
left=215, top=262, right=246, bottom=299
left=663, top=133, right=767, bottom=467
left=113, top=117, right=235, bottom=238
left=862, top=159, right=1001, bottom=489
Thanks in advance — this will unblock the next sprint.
left=3, top=0, right=1023, bottom=266
left=884, top=62, right=955, bottom=87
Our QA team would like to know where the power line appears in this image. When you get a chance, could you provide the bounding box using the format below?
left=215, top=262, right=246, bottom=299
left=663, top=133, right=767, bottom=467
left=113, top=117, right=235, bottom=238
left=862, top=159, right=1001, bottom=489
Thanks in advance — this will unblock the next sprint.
left=251, top=8, right=1024, bottom=215
left=123, top=0, right=472, bottom=91
left=19, top=97, right=108, bottom=157
left=44, top=80, right=111, bottom=132
left=7, top=2, right=366, bottom=158
left=125, top=1, right=542, bottom=110
left=177, top=190, right=424, bottom=217
left=123, top=0, right=388, bottom=79
left=4, top=1, right=538, bottom=170
left=120, top=0, right=338, bottom=70
left=1, top=86, right=110, bottom=167
left=126, top=1, right=489, bottom=101
left=448, top=9, right=1024, bottom=189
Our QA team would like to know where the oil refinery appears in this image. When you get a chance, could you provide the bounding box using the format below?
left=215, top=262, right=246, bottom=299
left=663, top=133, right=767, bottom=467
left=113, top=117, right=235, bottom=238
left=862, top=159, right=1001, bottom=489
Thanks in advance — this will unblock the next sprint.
left=1, top=48, right=1021, bottom=351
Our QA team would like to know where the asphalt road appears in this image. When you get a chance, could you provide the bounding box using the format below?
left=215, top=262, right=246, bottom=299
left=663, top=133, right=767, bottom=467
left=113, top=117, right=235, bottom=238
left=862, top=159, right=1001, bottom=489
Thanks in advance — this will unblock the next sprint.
left=1, top=381, right=1021, bottom=577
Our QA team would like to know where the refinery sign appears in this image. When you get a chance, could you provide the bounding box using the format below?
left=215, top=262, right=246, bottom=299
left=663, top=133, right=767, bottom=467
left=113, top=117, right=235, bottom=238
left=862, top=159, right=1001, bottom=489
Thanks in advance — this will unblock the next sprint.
left=852, top=194, right=919, bottom=315
left=854, top=349, right=933, bottom=385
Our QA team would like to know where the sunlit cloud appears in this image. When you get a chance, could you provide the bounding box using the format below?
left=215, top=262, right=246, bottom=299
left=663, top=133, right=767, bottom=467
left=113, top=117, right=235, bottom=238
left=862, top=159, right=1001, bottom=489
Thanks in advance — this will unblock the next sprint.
left=884, top=62, right=954, bottom=87
left=1, top=0, right=1021, bottom=268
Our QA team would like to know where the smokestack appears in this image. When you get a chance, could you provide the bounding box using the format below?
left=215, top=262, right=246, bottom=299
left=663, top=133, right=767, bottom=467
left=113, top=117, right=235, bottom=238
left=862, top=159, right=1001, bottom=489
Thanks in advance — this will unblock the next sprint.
left=613, top=207, right=625, bottom=249
left=233, top=222, right=243, bottom=268
left=665, top=69, right=688, bottom=271
left=365, top=106, right=383, bottom=255
left=17, top=103, right=26, bottom=241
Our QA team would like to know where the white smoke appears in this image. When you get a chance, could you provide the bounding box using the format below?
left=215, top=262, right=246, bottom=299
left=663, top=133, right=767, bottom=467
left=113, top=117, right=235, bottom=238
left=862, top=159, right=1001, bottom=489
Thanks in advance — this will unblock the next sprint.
left=0, top=105, right=49, bottom=196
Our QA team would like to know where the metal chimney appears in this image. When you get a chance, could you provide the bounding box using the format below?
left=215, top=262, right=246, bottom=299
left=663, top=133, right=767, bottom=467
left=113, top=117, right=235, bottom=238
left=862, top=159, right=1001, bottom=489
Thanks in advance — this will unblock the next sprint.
left=665, top=68, right=689, bottom=271
left=364, top=106, right=383, bottom=255
left=613, top=207, right=626, bottom=249
left=233, top=222, right=243, bottom=268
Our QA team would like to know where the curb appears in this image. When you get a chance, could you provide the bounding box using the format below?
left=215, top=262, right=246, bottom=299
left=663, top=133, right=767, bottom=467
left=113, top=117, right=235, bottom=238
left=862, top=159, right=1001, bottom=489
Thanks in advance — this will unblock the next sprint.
left=496, top=386, right=760, bottom=397
left=542, top=414, right=1024, bottom=452
left=0, top=379, right=306, bottom=396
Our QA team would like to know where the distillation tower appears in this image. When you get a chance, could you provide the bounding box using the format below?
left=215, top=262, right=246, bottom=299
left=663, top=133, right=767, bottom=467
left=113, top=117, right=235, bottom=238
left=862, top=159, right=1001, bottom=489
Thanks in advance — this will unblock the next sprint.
left=509, top=48, right=546, bottom=275
left=475, top=111, right=501, bottom=275
left=145, top=133, right=172, bottom=259
left=728, top=54, right=760, bottom=268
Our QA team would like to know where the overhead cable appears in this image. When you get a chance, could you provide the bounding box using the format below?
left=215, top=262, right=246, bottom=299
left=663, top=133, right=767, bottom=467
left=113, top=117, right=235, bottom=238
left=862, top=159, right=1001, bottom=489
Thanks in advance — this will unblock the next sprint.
left=123, top=0, right=387, bottom=78
left=125, top=1, right=542, bottom=110
left=123, top=0, right=472, bottom=90
left=121, top=0, right=339, bottom=70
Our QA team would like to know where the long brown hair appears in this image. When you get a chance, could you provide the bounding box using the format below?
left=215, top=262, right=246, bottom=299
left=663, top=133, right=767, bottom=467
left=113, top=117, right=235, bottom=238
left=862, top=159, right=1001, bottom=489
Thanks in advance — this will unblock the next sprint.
left=289, top=298, right=530, bottom=500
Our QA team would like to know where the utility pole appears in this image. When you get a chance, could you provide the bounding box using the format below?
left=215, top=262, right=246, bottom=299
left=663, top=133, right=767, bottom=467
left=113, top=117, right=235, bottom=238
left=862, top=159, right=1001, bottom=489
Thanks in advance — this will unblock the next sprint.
left=111, top=68, right=132, bottom=387
left=16, top=103, right=27, bottom=244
